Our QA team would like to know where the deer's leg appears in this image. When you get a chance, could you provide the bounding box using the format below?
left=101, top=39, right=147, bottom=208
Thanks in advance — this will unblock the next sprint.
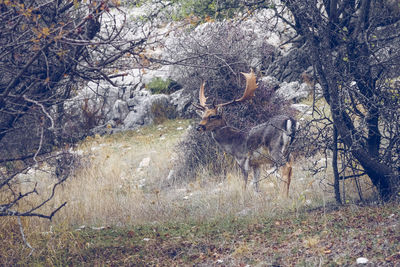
left=237, top=157, right=250, bottom=189
left=253, top=166, right=260, bottom=192
left=242, top=168, right=249, bottom=190
left=281, top=157, right=293, bottom=197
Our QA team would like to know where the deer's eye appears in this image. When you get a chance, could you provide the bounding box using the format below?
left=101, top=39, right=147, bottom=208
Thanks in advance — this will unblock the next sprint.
left=209, top=115, right=219, bottom=120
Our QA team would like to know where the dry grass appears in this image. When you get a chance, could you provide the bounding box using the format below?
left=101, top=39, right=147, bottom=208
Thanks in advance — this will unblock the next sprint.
left=5, top=118, right=378, bottom=229
left=0, top=118, right=382, bottom=265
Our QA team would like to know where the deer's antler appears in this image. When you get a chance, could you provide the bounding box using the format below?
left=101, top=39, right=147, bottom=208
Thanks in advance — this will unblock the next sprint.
left=218, top=69, right=258, bottom=107
left=199, top=81, right=207, bottom=107
left=193, top=70, right=257, bottom=110
left=236, top=69, right=257, bottom=102
left=193, top=81, right=207, bottom=111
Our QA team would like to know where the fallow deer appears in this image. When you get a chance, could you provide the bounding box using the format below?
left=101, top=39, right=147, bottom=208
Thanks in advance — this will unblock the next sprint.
left=193, top=70, right=297, bottom=196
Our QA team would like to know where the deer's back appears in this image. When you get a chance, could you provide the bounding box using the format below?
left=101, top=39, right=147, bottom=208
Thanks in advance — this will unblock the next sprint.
left=246, top=115, right=295, bottom=166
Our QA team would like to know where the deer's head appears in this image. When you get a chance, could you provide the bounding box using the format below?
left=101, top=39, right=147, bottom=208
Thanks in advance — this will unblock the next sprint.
left=193, top=70, right=258, bottom=132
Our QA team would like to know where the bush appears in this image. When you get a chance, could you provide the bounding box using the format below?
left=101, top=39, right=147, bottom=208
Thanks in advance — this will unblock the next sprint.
left=164, top=22, right=295, bottom=183
left=146, top=77, right=182, bottom=95
left=172, top=126, right=233, bottom=183
left=151, top=98, right=177, bottom=124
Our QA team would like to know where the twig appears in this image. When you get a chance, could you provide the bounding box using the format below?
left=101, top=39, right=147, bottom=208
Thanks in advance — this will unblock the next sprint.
left=23, top=95, right=55, bottom=130
left=33, top=126, right=44, bottom=166
left=18, top=216, right=34, bottom=257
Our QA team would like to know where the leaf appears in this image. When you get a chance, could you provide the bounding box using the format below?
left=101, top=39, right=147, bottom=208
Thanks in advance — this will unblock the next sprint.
left=42, top=27, right=50, bottom=36
left=111, top=0, right=121, bottom=6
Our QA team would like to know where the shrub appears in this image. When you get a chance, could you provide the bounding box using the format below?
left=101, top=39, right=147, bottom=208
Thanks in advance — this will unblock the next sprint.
left=146, top=77, right=182, bottom=95
left=165, top=22, right=294, bottom=183
left=172, top=126, right=233, bottom=184
left=151, top=98, right=177, bottom=124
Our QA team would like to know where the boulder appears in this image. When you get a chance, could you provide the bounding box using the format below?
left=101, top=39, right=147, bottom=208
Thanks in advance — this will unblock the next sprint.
left=169, top=89, right=194, bottom=118
left=111, top=99, right=129, bottom=122
left=291, top=103, right=312, bottom=114
left=266, top=46, right=311, bottom=82
left=276, top=81, right=311, bottom=102
left=259, top=75, right=280, bottom=90
left=123, top=93, right=174, bottom=130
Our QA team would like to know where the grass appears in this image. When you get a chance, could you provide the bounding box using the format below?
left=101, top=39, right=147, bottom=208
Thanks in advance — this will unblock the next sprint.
left=1, top=118, right=398, bottom=266
left=3, top=204, right=399, bottom=266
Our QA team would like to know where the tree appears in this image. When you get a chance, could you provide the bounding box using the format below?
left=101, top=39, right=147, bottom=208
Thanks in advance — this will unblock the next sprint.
left=0, top=0, right=152, bottom=219
left=279, top=0, right=400, bottom=201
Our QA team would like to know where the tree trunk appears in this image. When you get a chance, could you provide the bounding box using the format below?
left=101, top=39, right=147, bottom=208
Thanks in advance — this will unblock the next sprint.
left=332, top=126, right=342, bottom=205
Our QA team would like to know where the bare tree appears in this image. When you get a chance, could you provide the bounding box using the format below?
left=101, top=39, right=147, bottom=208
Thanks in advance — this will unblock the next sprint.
left=278, top=0, right=400, bottom=201
left=0, top=0, right=154, bottom=219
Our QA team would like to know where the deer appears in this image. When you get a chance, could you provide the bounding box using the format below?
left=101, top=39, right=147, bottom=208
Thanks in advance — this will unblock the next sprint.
left=193, top=70, right=297, bottom=196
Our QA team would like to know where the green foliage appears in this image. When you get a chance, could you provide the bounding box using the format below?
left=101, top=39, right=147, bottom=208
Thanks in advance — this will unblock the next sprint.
left=146, top=77, right=182, bottom=95
left=170, top=0, right=246, bottom=21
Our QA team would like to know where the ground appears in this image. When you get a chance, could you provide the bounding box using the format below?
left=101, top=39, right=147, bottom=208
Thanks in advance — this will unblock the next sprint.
left=1, top=119, right=399, bottom=266
left=2, top=203, right=399, bottom=266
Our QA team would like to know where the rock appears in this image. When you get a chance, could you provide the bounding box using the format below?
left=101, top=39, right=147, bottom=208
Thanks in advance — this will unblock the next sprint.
left=139, top=157, right=151, bottom=168
left=123, top=93, right=174, bottom=130
left=356, top=257, right=369, bottom=264
left=166, top=170, right=175, bottom=181
left=276, top=81, right=311, bottom=101
left=260, top=75, right=280, bottom=90
left=169, top=89, right=194, bottom=118
left=266, top=46, right=312, bottom=82
left=111, top=99, right=129, bottom=122
left=291, top=103, right=312, bottom=114
left=314, top=83, right=324, bottom=99
left=123, top=102, right=151, bottom=129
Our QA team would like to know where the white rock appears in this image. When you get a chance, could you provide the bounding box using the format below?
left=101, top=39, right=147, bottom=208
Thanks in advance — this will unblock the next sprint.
left=356, top=257, right=369, bottom=264
left=276, top=81, right=310, bottom=101
left=291, top=103, right=311, bottom=114
left=166, top=170, right=175, bottom=180
left=91, top=226, right=106, bottom=230
left=139, top=157, right=151, bottom=168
